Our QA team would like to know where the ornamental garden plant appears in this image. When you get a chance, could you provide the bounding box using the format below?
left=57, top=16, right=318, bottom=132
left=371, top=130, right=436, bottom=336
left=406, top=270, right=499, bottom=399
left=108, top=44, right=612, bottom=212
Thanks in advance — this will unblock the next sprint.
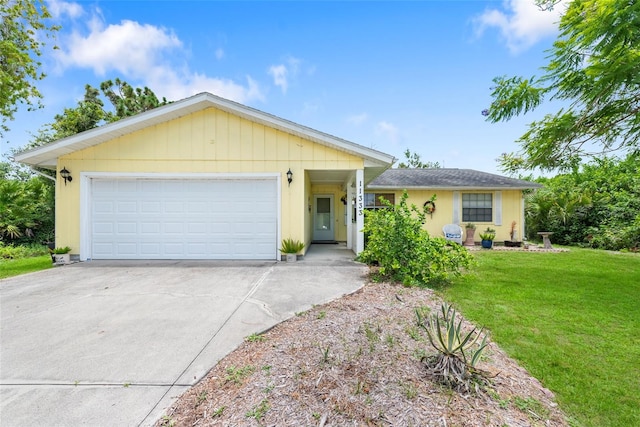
left=358, top=191, right=474, bottom=287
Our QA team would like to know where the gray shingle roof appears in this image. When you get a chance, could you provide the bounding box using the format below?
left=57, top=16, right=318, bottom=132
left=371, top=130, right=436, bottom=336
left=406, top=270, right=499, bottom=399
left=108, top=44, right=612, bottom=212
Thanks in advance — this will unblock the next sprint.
left=367, top=168, right=542, bottom=190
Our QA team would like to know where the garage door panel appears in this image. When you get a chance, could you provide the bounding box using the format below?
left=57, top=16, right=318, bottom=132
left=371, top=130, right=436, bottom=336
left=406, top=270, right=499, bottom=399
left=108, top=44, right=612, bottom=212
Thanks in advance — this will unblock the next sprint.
left=163, top=222, right=184, bottom=234
left=141, top=223, right=160, bottom=234
left=140, top=243, right=161, bottom=255
left=117, top=201, right=137, bottom=214
left=91, top=178, right=277, bottom=260
left=116, top=243, right=137, bottom=255
left=165, top=201, right=185, bottom=213
left=140, top=201, right=160, bottom=213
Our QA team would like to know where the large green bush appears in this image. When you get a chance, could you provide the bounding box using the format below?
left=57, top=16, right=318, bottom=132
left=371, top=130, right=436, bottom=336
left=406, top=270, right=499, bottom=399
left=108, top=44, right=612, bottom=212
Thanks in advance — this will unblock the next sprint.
left=358, top=191, right=474, bottom=286
left=525, top=153, right=640, bottom=250
left=0, top=242, right=50, bottom=259
left=0, top=175, right=54, bottom=245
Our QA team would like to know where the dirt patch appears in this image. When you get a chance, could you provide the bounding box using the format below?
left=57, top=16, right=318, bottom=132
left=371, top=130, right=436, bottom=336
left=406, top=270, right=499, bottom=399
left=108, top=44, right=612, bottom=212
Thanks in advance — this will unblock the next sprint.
left=157, top=282, right=567, bottom=427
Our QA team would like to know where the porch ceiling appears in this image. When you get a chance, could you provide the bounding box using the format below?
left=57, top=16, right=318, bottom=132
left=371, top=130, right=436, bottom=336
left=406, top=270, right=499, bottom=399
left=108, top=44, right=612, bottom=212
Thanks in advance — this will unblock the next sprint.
left=308, top=167, right=388, bottom=186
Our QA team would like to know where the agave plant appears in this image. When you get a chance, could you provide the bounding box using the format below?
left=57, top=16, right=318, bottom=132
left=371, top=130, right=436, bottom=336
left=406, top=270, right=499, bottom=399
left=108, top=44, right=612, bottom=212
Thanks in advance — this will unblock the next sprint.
left=416, top=302, right=489, bottom=392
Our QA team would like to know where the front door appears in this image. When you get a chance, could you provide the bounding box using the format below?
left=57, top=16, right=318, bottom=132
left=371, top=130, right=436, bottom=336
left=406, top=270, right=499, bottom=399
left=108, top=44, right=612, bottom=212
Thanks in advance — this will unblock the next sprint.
left=313, top=195, right=334, bottom=241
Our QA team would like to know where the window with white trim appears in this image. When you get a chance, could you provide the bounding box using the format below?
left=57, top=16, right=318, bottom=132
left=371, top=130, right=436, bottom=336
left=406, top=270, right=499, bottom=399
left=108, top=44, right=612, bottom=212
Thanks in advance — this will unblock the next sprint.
left=462, top=193, right=492, bottom=222
left=364, top=193, right=395, bottom=209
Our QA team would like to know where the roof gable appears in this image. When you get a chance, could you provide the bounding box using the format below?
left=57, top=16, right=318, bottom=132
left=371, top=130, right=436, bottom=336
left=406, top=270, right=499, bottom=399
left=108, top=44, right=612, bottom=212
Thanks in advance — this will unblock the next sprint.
left=367, top=168, right=542, bottom=190
left=15, top=92, right=395, bottom=168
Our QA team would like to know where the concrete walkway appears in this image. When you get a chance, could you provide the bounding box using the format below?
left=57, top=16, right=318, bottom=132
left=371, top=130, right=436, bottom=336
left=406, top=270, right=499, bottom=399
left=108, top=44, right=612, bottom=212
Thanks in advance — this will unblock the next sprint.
left=0, top=244, right=367, bottom=427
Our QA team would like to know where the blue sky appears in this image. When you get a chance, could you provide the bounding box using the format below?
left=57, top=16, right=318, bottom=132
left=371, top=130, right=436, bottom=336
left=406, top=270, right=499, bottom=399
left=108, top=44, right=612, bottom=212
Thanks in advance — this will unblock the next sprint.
left=3, top=0, right=570, bottom=174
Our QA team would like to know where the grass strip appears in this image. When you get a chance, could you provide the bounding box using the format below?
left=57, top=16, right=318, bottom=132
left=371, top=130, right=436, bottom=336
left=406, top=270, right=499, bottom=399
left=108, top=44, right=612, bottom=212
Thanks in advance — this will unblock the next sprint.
left=442, top=248, right=640, bottom=427
left=0, top=255, right=52, bottom=279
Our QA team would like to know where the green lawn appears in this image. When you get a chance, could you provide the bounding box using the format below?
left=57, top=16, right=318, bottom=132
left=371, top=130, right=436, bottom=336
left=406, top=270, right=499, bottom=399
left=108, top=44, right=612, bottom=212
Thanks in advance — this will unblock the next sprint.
left=0, top=255, right=52, bottom=279
left=442, top=248, right=640, bottom=427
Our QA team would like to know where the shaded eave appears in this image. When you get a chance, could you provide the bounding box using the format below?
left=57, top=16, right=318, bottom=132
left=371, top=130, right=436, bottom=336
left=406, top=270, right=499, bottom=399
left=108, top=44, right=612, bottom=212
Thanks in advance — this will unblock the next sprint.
left=366, top=184, right=542, bottom=191
left=14, top=92, right=395, bottom=170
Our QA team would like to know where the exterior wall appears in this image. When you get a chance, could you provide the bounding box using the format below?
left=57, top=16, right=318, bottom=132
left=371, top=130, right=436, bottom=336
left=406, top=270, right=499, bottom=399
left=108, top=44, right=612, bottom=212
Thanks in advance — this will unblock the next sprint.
left=497, top=190, right=525, bottom=242
left=372, top=189, right=524, bottom=243
left=56, top=107, right=364, bottom=256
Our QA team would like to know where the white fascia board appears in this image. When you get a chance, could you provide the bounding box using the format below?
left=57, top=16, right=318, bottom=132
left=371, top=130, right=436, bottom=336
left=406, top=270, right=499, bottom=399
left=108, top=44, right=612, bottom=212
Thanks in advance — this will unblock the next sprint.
left=364, top=185, right=540, bottom=191
left=80, top=171, right=280, bottom=180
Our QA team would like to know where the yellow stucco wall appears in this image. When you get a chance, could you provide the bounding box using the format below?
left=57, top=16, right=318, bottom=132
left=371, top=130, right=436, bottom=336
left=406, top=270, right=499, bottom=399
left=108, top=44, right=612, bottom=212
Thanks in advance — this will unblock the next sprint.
left=372, top=189, right=524, bottom=243
left=56, top=107, right=364, bottom=256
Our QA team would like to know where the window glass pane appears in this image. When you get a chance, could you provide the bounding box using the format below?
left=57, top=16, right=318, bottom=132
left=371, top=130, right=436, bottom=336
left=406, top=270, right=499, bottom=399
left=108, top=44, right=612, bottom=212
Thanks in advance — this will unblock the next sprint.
left=317, top=197, right=330, bottom=214
left=376, top=193, right=395, bottom=206
left=365, top=193, right=395, bottom=208
left=364, top=193, right=376, bottom=207
left=462, top=193, right=492, bottom=222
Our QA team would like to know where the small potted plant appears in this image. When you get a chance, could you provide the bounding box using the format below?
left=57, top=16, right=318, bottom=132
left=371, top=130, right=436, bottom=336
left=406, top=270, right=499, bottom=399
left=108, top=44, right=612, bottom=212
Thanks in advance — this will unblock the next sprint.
left=479, top=227, right=496, bottom=249
left=464, top=223, right=476, bottom=246
left=51, top=246, right=72, bottom=264
left=280, top=238, right=305, bottom=262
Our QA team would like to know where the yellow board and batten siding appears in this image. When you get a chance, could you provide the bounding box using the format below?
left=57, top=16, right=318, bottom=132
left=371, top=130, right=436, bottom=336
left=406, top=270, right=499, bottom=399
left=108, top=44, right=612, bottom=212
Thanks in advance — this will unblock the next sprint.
left=56, top=107, right=363, bottom=256
left=375, top=190, right=524, bottom=243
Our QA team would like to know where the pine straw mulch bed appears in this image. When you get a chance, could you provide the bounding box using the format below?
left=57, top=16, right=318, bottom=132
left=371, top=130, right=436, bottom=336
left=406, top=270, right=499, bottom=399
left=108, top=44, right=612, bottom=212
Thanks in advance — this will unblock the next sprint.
left=157, top=282, right=567, bottom=427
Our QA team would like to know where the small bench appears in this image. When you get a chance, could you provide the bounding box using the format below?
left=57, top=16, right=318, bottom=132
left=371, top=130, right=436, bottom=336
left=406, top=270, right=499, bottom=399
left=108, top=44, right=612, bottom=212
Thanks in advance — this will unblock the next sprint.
left=537, top=232, right=554, bottom=249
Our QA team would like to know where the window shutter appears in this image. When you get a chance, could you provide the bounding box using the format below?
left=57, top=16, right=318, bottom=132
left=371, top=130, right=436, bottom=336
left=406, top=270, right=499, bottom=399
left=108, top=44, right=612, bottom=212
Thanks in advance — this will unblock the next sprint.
left=453, top=191, right=460, bottom=223
left=494, top=191, right=502, bottom=225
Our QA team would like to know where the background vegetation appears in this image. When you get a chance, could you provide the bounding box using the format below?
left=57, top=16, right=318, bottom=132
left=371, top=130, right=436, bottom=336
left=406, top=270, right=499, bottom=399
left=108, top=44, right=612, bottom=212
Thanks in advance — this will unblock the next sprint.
left=525, top=153, right=639, bottom=251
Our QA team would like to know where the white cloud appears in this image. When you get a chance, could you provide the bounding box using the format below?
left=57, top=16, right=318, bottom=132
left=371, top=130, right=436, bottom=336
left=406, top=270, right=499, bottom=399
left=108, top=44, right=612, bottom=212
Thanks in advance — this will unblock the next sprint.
left=268, top=56, right=303, bottom=94
left=347, top=113, right=368, bottom=126
left=375, top=121, right=401, bottom=145
left=147, top=70, right=264, bottom=104
left=268, top=64, right=289, bottom=93
left=215, top=48, right=225, bottom=60
left=47, top=0, right=84, bottom=19
left=53, top=10, right=263, bottom=104
left=474, top=0, right=570, bottom=53
left=56, top=18, right=182, bottom=76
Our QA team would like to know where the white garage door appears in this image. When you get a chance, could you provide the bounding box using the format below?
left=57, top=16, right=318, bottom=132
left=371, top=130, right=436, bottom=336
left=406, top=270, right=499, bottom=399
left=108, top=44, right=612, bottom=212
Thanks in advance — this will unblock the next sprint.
left=91, top=178, right=278, bottom=260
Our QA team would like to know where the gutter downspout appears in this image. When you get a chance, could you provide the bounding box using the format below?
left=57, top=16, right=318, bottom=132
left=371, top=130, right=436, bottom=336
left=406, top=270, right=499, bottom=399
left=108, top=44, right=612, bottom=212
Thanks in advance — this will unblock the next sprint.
left=30, top=167, right=56, bottom=183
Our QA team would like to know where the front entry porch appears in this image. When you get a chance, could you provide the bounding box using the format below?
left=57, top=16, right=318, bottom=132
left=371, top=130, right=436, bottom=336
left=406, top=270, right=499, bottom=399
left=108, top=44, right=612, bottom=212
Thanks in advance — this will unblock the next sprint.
left=305, top=169, right=367, bottom=256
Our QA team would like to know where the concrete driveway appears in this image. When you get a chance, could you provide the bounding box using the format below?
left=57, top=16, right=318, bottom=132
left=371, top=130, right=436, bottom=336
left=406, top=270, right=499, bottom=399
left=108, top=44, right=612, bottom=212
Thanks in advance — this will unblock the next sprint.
left=0, top=246, right=367, bottom=426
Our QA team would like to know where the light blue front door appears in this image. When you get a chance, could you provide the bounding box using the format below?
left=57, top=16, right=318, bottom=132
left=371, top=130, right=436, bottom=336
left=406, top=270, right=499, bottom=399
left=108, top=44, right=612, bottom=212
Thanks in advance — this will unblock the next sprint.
left=313, top=195, right=334, bottom=241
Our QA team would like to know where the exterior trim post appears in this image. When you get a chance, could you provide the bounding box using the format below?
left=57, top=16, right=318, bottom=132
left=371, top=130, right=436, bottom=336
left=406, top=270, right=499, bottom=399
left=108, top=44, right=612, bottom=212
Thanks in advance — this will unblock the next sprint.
left=356, top=169, right=365, bottom=255
left=346, top=181, right=354, bottom=250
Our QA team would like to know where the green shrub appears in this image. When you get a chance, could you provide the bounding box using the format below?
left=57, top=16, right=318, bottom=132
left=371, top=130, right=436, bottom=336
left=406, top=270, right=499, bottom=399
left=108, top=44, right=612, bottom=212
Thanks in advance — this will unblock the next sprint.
left=0, top=242, right=50, bottom=259
left=358, top=191, right=474, bottom=287
left=280, top=238, right=305, bottom=254
left=51, top=246, right=71, bottom=254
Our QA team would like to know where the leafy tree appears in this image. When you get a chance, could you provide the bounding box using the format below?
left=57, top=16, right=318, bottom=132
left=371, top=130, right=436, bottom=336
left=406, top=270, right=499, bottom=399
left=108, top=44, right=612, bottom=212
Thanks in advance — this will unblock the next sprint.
left=100, top=78, right=169, bottom=122
left=19, top=79, right=168, bottom=152
left=0, top=0, right=58, bottom=135
left=0, top=159, right=34, bottom=181
left=358, top=191, right=474, bottom=286
left=51, top=85, right=106, bottom=138
left=525, top=153, right=640, bottom=250
left=0, top=176, right=54, bottom=243
left=484, top=0, right=640, bottom=172
left=397, top=149, right=441, bottom=169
